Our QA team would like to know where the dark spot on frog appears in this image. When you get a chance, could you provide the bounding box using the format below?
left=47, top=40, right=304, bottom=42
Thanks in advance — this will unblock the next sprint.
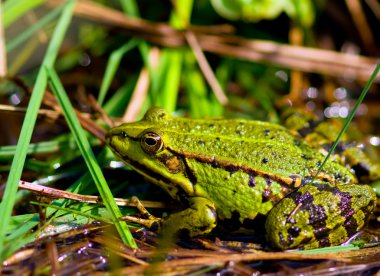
left=264, top=129, right=270, bottom=137
left=211, top=156, right=219, bottom=168
left=294, top=140, right=301, bottom=147
left=278, top=233, right=288, bottom=247
left=198, top=140, right=205, bottom=146
left=262, top=158, right=268, bottom=164
left=300, top=202, right=330, bottom=246
left=313, top=183, right=340, bottom=195
left=287, top=226, right=300, bottom=238
left=262, top=189, right=273, bottom=203
left=337, top=191, right=360, bottom=237
left=208, top=123, right=215, bottom=129
left=351, top=162, right=370, bottom=179
left=236, top=130, right=243, bottom=135
left=226, top=165, right=239, bottom=175
left=289, top=190, right=313, bottom=206
left=248, top=173, right=256, bottom=187
left=278, top=232, right=295, bottom=248
left=300, top=176, right=313, bottom=187
left=262, top=178, right=279, bottom=203
left=301, top=154, right=312, bottom=160
left=216, top=137, right=221, bottom=141
left=343, top=216, right=359, bottom=238
left=316, top=160, right=322, bottom=167
left=334, top=173, right=342, bottom=180
left=315, top=234, right=330, bottom=247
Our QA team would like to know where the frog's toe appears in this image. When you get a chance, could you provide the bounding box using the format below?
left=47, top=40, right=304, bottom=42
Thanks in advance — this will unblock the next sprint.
left=121, top=215, right=162, bottom=231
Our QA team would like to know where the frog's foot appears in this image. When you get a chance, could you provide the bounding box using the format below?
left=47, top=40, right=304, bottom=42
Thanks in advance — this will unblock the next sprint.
left=265, top=183, right=376, bottom=250
left=120, top=196, right=162, bottom=231
left=161, top=197, right=217, bottom=237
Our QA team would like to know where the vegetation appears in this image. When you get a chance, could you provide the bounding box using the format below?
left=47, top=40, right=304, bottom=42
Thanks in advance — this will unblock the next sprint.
left=0, top=0, right=379, bottom=274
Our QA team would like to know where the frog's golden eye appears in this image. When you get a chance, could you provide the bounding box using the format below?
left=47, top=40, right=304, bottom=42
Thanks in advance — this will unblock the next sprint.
left=141, top=132, right=163, bottom=153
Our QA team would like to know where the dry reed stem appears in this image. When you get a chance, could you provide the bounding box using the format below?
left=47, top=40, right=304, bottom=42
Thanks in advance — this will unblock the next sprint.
left=47, top=0, right=380, bottom=83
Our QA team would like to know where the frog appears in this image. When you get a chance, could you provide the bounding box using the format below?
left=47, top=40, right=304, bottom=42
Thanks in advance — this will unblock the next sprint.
left=105, top=107, right=377, bottom=250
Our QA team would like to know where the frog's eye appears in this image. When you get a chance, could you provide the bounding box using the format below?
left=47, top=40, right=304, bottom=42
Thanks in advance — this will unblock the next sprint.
left=121, top=131, right=128, bottom=138
left=141, top=132, right=163, bottom=153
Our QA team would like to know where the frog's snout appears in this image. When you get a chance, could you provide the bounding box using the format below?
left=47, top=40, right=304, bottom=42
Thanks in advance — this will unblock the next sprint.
left=105, top=131, right=119, bottom=148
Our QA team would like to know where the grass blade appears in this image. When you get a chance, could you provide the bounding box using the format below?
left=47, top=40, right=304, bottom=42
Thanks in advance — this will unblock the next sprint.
left=6, top=2, right=66, bottom=52
left=98, top=38, right=139, bottom=106
left=3, top=0, right=45, bottom=28
left=46, top=67, right=137, bottom=248
left=315, top=62, right=380, bottom=177
left=0, top=0, right=76, bottom=260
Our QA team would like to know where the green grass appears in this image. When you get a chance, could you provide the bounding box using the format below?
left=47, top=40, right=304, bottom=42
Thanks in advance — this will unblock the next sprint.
left=0, top=0, right=76, bottom=260
left=6, top=2, right=66, bottom=52
left=47, top=66, right=136, bottom=248
left=315, top=62, right=380, bottom=177
left=97, top=38, right=139, bottom=106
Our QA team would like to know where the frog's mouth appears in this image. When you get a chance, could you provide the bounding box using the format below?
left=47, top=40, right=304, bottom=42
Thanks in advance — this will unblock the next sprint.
left=119, top=154, right=191, bottom=200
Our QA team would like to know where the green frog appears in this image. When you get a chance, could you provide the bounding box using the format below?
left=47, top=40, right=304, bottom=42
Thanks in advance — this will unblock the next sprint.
left=105, top=107, right=377, bottom=250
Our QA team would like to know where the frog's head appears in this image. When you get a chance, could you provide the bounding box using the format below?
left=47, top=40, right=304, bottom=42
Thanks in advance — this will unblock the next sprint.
left=105, top=107, right=195, bottom=200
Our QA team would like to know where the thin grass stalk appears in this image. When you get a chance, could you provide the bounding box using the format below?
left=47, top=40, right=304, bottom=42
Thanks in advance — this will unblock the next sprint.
left=315, top=62, right=380, bottom=177
left=0, top=0, right=76, bottom=260
left=46, top=67, right=137, bottom=248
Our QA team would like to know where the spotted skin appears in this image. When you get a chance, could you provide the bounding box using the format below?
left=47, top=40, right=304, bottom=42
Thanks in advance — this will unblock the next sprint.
left=265, top=182, right=376, bottom=249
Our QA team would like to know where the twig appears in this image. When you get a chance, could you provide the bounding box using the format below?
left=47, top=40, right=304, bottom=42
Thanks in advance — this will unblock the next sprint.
left=345, top=0, right=376, bottom=53
left=123, top=47, right=160, bottom=122
left=18, top=180, right=170, bottom=209
left=47, top=0, right=380, bottom=82
left=185, top=31, right=228, bottom=105
left=0, top=104, right=60, bottom=120
left=365, top=0, right=380, bottom=19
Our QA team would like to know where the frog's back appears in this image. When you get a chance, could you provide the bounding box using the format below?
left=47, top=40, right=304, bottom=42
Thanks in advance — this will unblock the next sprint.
left=164, top=117, right=355, bottom=186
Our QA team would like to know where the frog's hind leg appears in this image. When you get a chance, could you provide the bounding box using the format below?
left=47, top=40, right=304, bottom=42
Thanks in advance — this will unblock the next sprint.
left=265, top=182, right=376, bottom=250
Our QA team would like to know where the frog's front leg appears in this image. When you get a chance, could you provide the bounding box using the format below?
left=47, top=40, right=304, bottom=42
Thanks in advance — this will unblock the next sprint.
left=162, top=197, right=217, bottom=237
left=121, top=196, right=217, bottom=237
left=265, top=182, right=376, bottom=250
